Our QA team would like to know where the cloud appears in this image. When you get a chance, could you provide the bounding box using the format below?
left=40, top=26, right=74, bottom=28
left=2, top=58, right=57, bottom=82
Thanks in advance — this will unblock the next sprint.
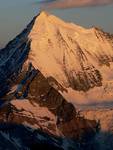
left=41, top=0, right=113, bottom=9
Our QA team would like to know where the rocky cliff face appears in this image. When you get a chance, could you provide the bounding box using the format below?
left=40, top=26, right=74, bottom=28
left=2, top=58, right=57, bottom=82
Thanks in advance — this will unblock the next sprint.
left=0, top=62, right=98, bottom=140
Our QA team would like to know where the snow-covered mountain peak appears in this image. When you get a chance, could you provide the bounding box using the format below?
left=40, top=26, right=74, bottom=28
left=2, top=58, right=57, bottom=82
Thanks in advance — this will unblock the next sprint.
left=29, top=11, right=87, bottom=38
left=0, top=11, right=113, bottom=105
left=37, top=11, right=50, bottom=21
left=27, top=12, right=113, bottom=105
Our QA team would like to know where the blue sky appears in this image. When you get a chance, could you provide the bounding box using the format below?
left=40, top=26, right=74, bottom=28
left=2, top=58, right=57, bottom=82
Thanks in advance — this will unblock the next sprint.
left=0, top=0, right=113, bottom=48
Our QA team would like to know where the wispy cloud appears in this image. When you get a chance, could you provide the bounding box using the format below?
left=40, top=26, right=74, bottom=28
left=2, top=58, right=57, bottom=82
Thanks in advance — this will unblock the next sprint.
left=40, top=0, right=113, bottom=9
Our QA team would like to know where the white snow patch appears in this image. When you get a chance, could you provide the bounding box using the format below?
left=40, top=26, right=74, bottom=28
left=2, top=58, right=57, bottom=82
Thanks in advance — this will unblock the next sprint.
left=11, top=99, right=55, bottom=120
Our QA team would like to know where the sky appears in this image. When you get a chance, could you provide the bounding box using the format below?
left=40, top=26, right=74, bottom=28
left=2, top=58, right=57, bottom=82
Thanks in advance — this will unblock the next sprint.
left=0, top=0, right=113, bottom=48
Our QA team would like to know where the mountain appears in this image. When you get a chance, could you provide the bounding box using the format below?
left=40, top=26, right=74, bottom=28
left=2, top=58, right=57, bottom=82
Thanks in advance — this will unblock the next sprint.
left=0, top=11, right=113, bottom=149
left=0, top=11, right=113, bottom=104
left=28, top=11, right=113, bottom=105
